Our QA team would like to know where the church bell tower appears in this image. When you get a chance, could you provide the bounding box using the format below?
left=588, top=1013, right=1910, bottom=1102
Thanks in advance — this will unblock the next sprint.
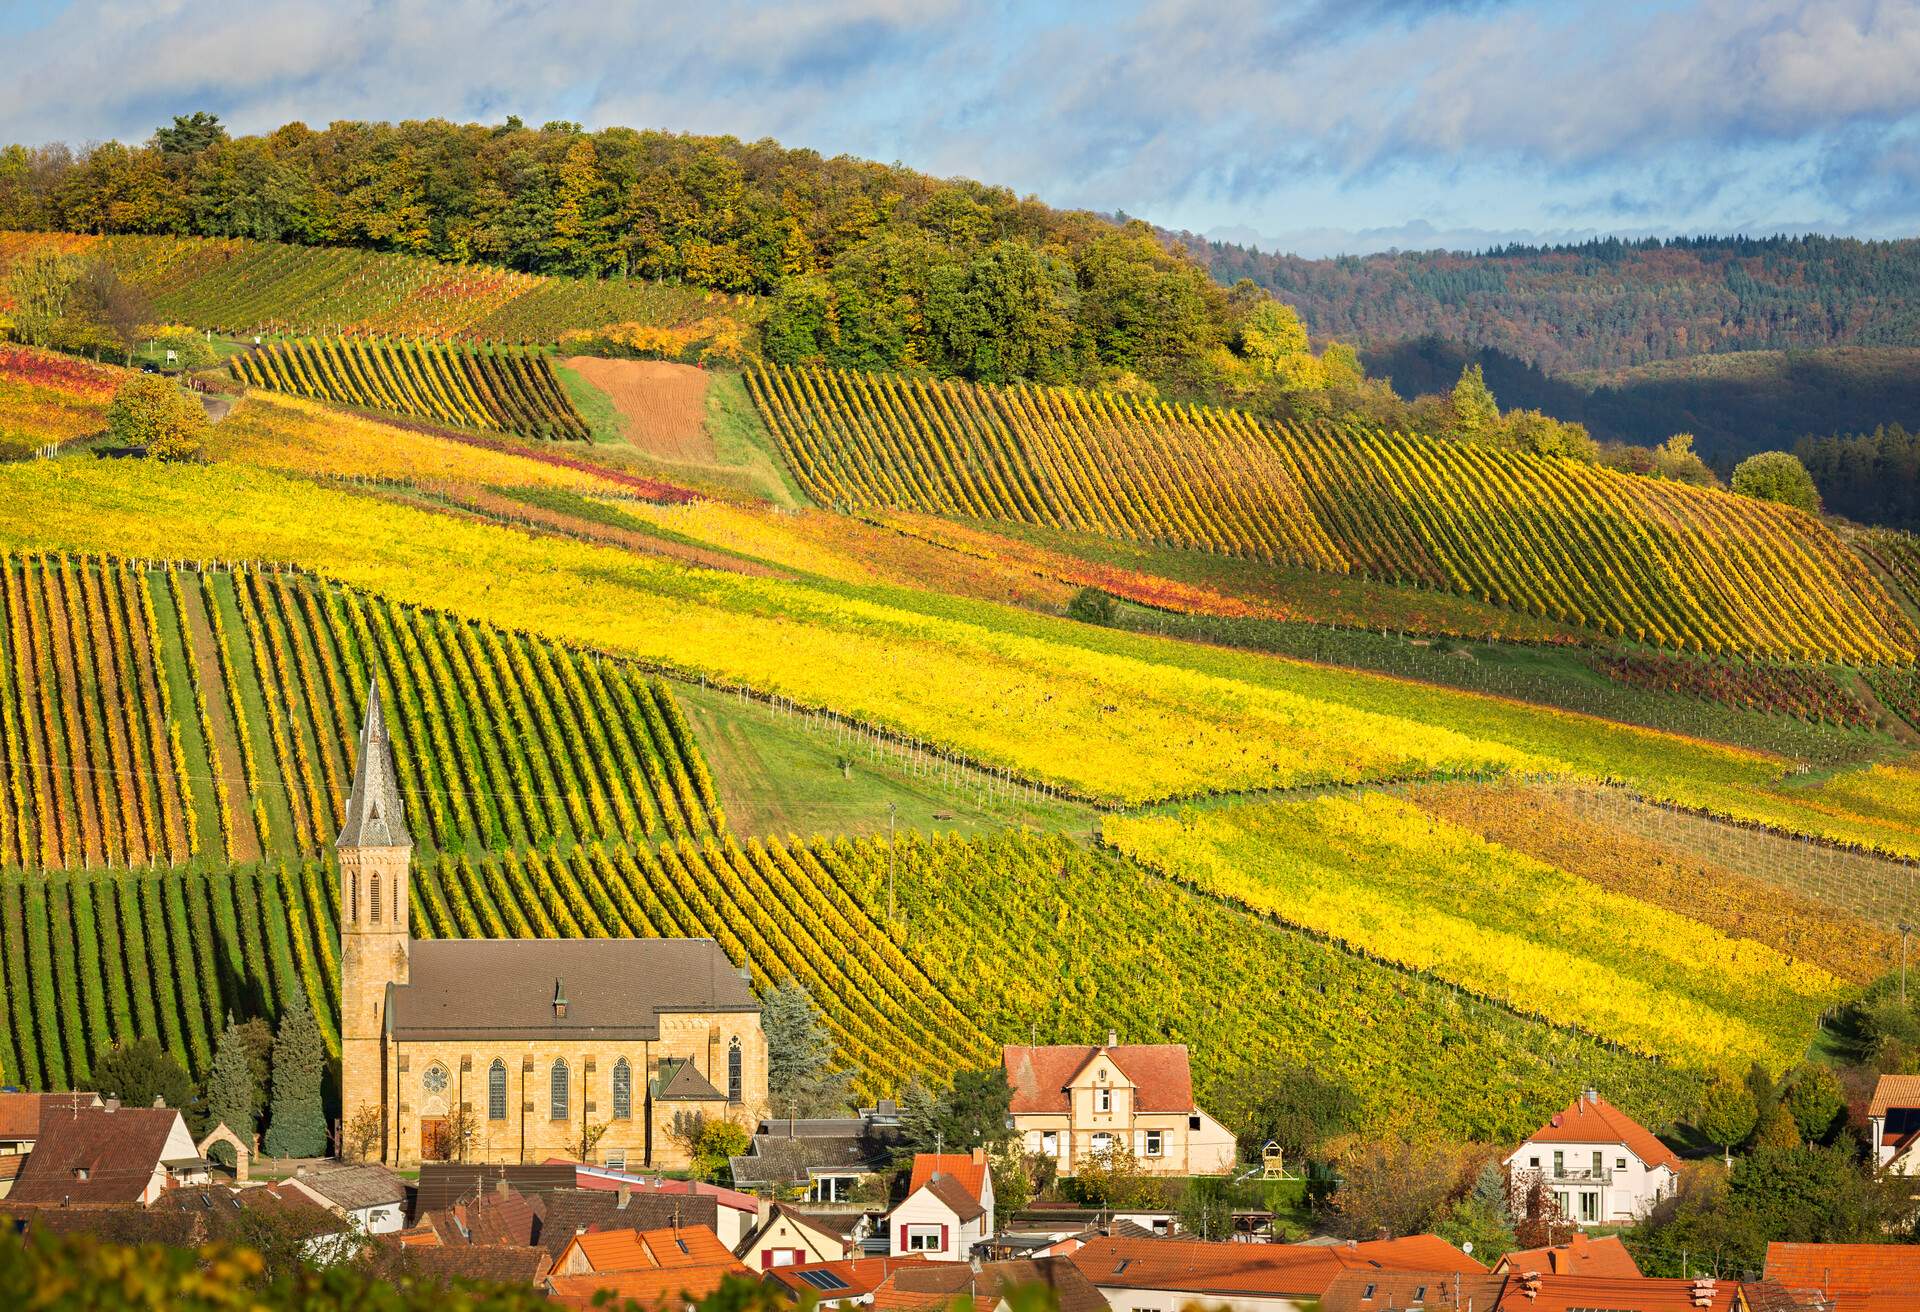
left=337, top=679, right=412, bottom=1161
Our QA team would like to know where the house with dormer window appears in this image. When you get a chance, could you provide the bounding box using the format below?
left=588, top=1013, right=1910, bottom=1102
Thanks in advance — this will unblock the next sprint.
left=1502, top=1090, right=1678, bottom=1226
left=1002, top=1036, right=1236, bottom=1178
left=887, top=1151, right=995, bottom=1261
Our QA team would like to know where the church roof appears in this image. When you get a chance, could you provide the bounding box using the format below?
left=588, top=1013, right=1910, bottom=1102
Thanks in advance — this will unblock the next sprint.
left=338, top=679, right=411, bottom=849
left=388, top=938, right=758, bottom=1042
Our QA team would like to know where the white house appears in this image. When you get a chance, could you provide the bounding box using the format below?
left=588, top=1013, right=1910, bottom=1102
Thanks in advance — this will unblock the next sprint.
left=1867, top=1075, right=1920, bottom=1174
left=285, top=1162, right=410, bottom=1235
left=886, top=1151, right=994, bottom=1262
left=739, top=1203, right=859, bottom=1271
left=1003, top=1037, right=1236, bottom=1178
left=1503, top=1090, right=1678, bottom=1226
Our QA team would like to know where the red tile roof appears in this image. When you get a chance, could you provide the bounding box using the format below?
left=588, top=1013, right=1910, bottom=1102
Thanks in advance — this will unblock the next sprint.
left=1069, top=1235, right=1482, bottom=1299
left=548, top=1264, right=748, bottom=1310
left=559, top=1225, right=739, bottom=1275
left=874, top=1257, right=1109, bottom=1312
left=403, top=1244, right=553, bottom=1288
left=1498, top=1234, right=1641, bottom=1278
left=0, top=1093, right=99, bottom=1142
left=1867, top=1075, right=1920, bottom=1119
left=765, top=1255, right=933, bottom=1302
left=0, top=1155, right=24, bottom=1182
left=7, top=1104, right=184, bottom=1205
left=1493, top=1273, right=1738, bottom=1312
left=1515, top=1093, right=1681, bottom=1172
left=1322, top=1270, right=1509, bottom=1312
left=919, top=1174, right=987, bottom=1224
left=1766, top=1243, right=1920, bottom=1312
left=1003, top=1044, right=1196, bottom=1114
left=908, top=1152, right=988, bottom=1206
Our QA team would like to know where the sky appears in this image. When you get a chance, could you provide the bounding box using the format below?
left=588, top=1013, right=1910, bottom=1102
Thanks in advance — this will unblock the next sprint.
left=3, top=0, right=1919, bottom=258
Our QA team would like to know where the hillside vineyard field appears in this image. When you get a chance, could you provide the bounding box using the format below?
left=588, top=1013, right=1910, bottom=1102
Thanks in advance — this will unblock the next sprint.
left=749, top=364, right=1919, bottom=664
left=4, top=207, right=1920, bottom=1169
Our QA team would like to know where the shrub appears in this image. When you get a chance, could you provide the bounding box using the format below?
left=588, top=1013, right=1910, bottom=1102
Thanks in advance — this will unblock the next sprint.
left=1733, top=451, right=1820, bottom=513
left=106, top=375, right=209, bottom=460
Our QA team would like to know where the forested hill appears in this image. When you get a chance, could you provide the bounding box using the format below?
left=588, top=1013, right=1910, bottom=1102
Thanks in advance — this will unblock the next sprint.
left=1183, top=233, right=1920, bottom=375
left=0, top=116, right=1245, bottom=394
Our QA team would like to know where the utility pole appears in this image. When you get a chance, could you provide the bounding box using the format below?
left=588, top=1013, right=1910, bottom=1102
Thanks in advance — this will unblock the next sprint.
left=888, top=802, right=897, bottom=924
left=1901, top=922, right=1913, bottom=1005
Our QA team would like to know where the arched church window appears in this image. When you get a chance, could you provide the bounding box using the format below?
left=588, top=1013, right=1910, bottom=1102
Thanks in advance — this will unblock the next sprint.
left=551, top=1059, right=569, bottom=1121
left=612, top=1058, right=631, bottom=1120
left=727, top=1037, right=742, bottom=1103
left=422, top=1063, right=448, bottom=1097
left=488, top=1060, right=507, bottom=1121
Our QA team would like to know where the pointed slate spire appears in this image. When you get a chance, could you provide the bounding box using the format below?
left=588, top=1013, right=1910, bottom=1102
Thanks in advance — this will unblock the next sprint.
left=337, top=678, right=411, bottom=849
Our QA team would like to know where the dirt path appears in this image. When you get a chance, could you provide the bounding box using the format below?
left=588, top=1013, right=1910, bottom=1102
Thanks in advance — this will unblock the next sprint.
left=562, top=358, right=714, bottom=461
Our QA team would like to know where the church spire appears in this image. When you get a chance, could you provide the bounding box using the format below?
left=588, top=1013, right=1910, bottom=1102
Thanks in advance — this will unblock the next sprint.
left=338, top=678, right=410, bottom=849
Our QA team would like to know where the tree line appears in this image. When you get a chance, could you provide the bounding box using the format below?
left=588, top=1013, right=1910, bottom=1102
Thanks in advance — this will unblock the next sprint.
left=1185, top=231, right=1920, bottom=376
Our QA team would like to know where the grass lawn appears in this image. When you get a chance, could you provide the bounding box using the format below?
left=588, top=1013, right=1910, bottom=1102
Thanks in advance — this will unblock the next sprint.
left=552, top=360, right=629, bottom=446
left=678, top=680, right=1093, bottom=841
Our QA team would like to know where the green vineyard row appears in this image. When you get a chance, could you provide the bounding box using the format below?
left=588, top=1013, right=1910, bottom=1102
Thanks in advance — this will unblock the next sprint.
left=748, top=364, right=1918, bottom=665
left=0, top=831, right=1694, bottom=1142
left=0, top=553, right=722, bottom=873
left=230, top=335, right=590, bottom=441
left=0, top=231, right=742, bottom=344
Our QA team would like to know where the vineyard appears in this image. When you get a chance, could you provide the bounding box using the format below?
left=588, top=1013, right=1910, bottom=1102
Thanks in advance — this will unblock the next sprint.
left=0, top=552, right=723, bottom=873
left=1595, top=651, right=1876, bottom=727
left=0, top=343, right=118, bottom=455
left=0, top=232, right=748, bottom=344
left=0, top=831, right=1697, bottom=1141
left=1105, top=793, right=1847, bottom=1068
left=229, top=336, right=590, bottom=440
left=1860, top=528, right=1920, bottom=605
left=748, top=364, right=1919, bottom=664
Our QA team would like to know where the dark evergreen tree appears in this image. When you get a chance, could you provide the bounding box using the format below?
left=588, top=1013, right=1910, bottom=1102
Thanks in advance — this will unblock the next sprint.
left=205, top=1016, right=258, bottom=1166
left=263, top=993, right=326, bottom=1158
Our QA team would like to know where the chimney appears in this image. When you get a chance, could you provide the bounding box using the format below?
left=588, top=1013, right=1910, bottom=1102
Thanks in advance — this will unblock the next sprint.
left=1585, top=1088, right=1598, bottom=1104
left=554, top=979, right=568, bottom=1019
left=971, top=1147, right=986, bottom=1167
left=1106, top=1030, right=1117, bottom=1048
left=103, top=1098, right=120, bottom=1113
left=617, top=1185, right=631, bottom=1210
left=496, top=1177, right=509, bottom=1198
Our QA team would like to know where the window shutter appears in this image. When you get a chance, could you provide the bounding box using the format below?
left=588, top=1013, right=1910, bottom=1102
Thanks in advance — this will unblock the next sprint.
left=1134, top=1130, right=1145, bottom=1156
left=940, top=1224, right=949, bottom=1254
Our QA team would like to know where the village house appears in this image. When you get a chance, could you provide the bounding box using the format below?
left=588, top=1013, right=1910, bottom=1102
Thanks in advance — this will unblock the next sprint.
left=284, top=1162, right=410, bottom=1236
left=1865, top=1075, right=1920, bottom=1175
left=1495, top=1233, right=1642, bottom=1278
left=737, top=1202, right=861, bottom=1270
left=7, top=1098, right=208, bottom=1207
left=764, top=1255, right=932, bottom=1308
left=1003, top=1037, right=1236, bottom=1178
left=1492, top=1272, right=1744, bottom=1312
left=1766, top=1242, right=1920, bottom=1311
left=335, top=685, right=768, bottom=1170
left=729, top=1105, right=900, bottom=1203
left=870, top=1256, right=1109, bottom=1312
left=559, top=1165, right=760, bottom=1248
left=886, top=1150, right=995, bottom=1262
left=545, top=1223, right=752, bottom=1310
left=1502, top=1090, right=1678, bottom=1227
left=1067, top=1234, right=1486, bottom=1312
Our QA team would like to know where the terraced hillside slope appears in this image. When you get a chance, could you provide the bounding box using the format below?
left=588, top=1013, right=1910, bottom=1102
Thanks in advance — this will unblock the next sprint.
left=0, top=232, right=746, bottom=344
left=750, top=363, right=1919, bottom=664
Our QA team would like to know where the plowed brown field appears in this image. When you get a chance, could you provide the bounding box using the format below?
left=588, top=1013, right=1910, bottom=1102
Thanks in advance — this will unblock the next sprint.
left=564, top=357, right=713, bottom=460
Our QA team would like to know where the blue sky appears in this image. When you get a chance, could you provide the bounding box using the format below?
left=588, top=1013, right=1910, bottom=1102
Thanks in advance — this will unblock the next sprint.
left=4, top=0, right=1919, bottom=257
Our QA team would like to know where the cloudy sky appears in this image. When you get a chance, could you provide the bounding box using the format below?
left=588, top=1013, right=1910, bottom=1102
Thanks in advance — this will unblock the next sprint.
left=4, top=0, right=1918, bottom=257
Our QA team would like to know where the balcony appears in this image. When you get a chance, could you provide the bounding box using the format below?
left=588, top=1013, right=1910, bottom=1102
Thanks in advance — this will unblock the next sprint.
left=1545, top=1167, right=1614, bottom=1185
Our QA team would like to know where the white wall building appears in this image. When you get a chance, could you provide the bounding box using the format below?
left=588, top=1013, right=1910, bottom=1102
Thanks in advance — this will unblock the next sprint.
left=887, top=1151, right=995, bottom=1262
left=1503, top=1090, right=1678, bottom=1226
left=1867, top=1075, right=1920, bottom=1174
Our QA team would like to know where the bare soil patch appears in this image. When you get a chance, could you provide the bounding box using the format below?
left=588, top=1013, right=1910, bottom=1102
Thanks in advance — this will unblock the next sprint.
left=563, top=357, right=714, bottom=462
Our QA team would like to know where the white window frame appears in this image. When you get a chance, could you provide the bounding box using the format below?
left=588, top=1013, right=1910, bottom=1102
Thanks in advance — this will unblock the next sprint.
left=1040, top=1131, right=1059, bottom=1156
left=1144, top=1130, right=1163, bottom=1157
left=1096, top=1089, right=1112, bottom=1113
left=1090, top=1132, right=1112, bottom=1155
left=903, top=1224, right=945, bottom=1253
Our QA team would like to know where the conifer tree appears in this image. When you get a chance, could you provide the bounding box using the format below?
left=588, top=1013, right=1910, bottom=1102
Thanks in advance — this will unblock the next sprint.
left=763, top=980, right=854, bottom=1118
left=206, top=1016, right=257, bottom=1167
left=263, top=992, right=327, bottom=1158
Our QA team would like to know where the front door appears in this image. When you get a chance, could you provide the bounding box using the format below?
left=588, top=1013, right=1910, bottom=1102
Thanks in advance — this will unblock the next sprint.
left=421, top=1118, right=452, bottom=1161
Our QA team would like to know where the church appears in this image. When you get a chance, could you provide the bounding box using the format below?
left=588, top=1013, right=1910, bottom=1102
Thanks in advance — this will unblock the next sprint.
left=337, top=683, right=769, bottom=1170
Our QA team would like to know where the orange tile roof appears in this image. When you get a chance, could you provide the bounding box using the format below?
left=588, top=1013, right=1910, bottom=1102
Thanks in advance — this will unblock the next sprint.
left=1003, top=1044, right=1196, bottom=1114
left=875, top=1257, right=1109, bottom=1312
left=1493, top=1274, right=1738, bottom=1312
left=908, top=1152, right=988, bottom=1206
left=1069, top=1235, right=1482, bottom=1299
left=1867, top=1075, right=1920, bottom=1119
left=1766, top=1243, right=1920, bottom=1310
left=1498, top=1234, right=1641, bottom=1278
left=1516, top=1093, right=1681, bottom=1172
left=548, top=1264, right=747, bottom=1310
left=766, top=1255, right=934, bottom=1303
left=559, top=1225, right=740, bottom=1275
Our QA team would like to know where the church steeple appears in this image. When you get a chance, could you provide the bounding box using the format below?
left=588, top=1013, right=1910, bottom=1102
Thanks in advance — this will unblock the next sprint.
left=338, top=679, right=410, bottom=850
